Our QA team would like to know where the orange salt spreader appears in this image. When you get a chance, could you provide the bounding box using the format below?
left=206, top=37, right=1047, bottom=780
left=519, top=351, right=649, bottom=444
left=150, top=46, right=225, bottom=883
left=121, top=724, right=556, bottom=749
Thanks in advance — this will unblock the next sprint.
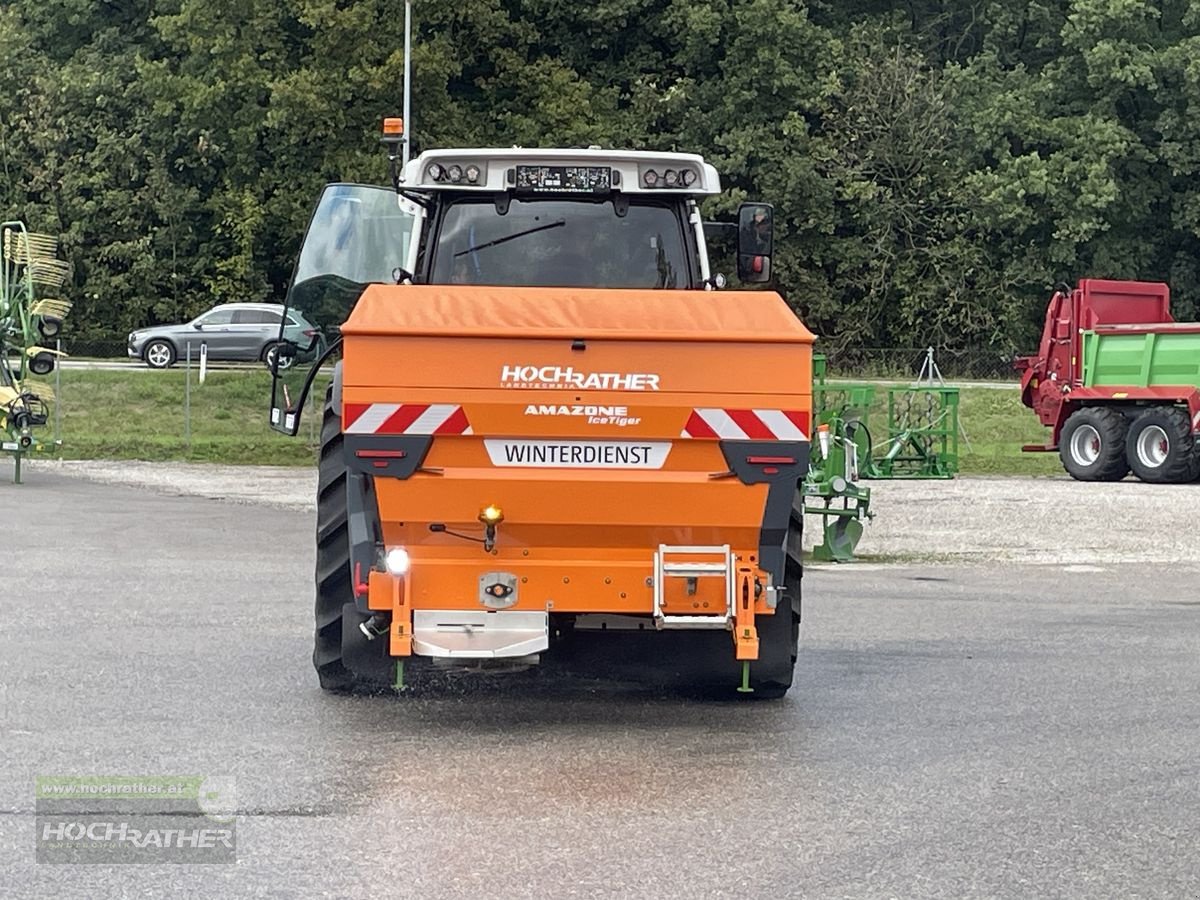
left=268, top=132, right=814, bottom=698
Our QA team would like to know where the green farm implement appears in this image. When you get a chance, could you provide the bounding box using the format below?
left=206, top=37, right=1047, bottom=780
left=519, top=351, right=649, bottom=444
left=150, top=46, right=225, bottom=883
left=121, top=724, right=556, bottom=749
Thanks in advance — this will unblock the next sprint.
left=802, top=353, right=960, bottom=562
left=1, top=221, right=70, bottom=482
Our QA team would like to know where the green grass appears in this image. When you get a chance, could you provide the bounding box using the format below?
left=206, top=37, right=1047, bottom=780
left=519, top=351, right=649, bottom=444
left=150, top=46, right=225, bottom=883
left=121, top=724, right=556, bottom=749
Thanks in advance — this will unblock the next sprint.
left=46, top=369, right=322, bottom=465
left=32, top=369, right=1061, bottom=475
left=954, top=387, right=1061, bottom=476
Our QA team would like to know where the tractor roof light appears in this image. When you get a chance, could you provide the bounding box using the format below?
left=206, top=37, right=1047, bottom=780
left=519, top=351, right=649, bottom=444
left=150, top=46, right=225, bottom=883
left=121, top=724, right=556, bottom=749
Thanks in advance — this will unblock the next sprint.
left=427, top=163, right=444, bottom=182
left=465, top=164, right=481, bottom=184
left=380, top=118, right=405, bottom=155
left=643, top=167, right=697, bottom=189
left=447, top=164, right=463, bottom=183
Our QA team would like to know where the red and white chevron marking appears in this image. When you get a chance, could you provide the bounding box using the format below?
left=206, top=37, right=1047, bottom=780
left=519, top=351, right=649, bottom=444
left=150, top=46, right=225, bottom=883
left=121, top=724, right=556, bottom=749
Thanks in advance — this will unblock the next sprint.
left=343, top=403, right=472, bottom=435
left=681, top=408, right=809, bottom=441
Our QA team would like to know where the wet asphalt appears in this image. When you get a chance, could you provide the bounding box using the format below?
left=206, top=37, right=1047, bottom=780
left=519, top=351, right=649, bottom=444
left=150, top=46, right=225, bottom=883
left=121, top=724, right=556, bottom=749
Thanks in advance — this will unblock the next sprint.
left=1, top=472, right=1198, bottom=898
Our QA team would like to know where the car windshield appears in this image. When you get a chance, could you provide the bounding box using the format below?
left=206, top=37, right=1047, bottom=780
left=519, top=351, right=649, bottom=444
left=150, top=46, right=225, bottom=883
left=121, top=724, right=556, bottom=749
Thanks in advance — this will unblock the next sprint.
left=431, top=198, right=689, bottom=289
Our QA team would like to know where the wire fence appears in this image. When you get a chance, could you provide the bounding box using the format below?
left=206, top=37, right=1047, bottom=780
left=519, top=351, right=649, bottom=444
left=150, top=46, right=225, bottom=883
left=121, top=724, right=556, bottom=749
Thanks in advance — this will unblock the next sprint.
left=65, top=338, right=130, bottom=359
left=820, top=347, right=1022, bottom=382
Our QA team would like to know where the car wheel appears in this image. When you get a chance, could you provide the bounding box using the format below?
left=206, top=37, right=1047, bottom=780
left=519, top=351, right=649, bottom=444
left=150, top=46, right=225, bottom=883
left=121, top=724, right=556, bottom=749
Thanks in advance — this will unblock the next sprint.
left=144, top=340, right=176, bottom=369
left=263, top=343, right=293, bottom=372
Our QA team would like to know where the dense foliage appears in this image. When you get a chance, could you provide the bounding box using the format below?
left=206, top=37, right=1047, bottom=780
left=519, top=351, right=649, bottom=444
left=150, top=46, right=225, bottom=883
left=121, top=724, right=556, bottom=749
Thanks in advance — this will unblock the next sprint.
left=3, top=0, right=1198, bottom=352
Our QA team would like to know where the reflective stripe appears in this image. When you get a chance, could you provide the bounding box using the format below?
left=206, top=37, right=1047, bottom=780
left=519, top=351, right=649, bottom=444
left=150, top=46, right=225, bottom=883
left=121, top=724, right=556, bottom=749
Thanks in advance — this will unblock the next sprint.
left=343, top=403, right=472, bottom=435
left=681, top=407, right=810, bottom=440
left=345, top=403, right=402, bottom=434
left=753, top=409, right=807, bottom=441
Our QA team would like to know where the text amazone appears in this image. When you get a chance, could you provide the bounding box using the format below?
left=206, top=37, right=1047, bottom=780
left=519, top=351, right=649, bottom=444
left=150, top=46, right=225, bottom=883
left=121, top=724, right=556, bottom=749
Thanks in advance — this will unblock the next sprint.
left=484, top=440, right=670, bottom=469
left=523, top=404, right=641, bottom=426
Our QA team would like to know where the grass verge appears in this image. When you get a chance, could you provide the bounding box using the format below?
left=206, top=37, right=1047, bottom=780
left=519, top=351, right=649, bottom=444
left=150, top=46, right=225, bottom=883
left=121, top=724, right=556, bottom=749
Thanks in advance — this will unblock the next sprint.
left=30, top=368, right=1060, bottom=475
left=44, top=369, right=320, bottom=466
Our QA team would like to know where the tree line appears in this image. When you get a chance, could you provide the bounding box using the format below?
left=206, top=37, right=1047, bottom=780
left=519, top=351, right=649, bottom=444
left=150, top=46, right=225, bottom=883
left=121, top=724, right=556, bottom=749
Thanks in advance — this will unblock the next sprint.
left=2, top=0, right=1197, bottom=354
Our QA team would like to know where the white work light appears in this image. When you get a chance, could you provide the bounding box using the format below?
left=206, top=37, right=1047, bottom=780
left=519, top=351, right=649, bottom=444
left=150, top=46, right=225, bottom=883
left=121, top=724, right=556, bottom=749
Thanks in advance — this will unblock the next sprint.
left=384, top=547, right=411, bottom=576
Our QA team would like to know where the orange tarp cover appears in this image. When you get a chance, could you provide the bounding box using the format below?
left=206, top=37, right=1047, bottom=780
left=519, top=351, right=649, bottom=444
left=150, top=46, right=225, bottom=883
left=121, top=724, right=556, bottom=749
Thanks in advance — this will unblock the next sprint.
left=340, top=285, right=815, bottom=344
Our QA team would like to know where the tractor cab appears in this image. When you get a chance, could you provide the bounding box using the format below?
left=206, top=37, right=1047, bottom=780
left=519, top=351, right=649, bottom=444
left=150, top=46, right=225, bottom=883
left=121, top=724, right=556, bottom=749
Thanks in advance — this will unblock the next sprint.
left=268, top=137, right=775, bottom=434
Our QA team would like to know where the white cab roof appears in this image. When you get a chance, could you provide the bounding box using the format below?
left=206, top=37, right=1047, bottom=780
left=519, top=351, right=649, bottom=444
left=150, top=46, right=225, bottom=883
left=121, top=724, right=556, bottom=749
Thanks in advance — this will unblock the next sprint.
left=399, top=147, right=721, bottom=196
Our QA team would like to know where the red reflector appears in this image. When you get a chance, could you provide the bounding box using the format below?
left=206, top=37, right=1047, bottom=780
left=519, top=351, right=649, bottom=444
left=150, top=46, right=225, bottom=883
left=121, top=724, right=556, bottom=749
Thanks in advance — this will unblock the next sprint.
left=763, top=466, right=779, bottom=475
left=355, top=449, right=407, bottom=459
left=746, top=455, right=796, bottom=465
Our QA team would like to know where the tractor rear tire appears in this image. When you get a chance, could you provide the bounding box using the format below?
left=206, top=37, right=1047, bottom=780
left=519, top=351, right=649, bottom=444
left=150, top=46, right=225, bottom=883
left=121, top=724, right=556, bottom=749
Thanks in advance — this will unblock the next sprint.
left=745, top=553, right=802, bottom=700
left=1059, top=407, right=1129, bottom=481
left=313, top=385, right=389, bottom=693
left=1125, top=406, right=1200, bottom=484
left=747, top=502, right=805, bottom=699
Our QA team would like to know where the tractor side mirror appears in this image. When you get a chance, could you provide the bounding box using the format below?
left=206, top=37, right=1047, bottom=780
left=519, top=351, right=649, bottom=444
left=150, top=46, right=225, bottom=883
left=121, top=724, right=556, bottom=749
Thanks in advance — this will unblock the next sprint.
left=736, top=202, right=774, bottom=284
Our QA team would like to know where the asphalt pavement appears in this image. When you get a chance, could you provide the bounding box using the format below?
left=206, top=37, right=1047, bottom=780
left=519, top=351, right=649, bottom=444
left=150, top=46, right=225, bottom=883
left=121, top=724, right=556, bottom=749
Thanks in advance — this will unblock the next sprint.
left=1, top=472, right=1197, bottom=898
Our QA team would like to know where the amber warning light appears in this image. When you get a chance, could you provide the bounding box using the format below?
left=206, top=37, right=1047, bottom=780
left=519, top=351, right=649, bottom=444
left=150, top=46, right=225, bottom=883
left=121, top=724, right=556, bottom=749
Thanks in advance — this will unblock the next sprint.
left=382, top=117, right=404, bottom=138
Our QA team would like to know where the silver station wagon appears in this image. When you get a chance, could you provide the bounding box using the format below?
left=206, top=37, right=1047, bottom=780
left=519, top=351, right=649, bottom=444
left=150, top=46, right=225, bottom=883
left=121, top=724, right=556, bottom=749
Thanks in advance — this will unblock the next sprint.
left=127, top=302, right=322, bottom=369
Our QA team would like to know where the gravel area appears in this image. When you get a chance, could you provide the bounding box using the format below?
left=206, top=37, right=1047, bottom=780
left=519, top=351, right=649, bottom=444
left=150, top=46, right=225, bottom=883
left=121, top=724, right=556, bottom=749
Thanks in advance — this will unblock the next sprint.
left=26, top=459, right=1200, bottom=566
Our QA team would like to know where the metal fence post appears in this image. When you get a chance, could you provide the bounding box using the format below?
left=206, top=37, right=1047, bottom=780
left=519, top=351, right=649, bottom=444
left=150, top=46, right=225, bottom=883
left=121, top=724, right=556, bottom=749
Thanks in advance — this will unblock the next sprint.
left=308, top=374, right=318, bottom=448
left=54, top=337, right=62, bottom=449
left=185, top=341, right=192, bottom=451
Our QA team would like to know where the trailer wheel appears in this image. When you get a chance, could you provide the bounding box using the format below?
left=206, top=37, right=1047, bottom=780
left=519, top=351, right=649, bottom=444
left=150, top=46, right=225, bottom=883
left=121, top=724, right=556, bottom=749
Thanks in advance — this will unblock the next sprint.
left=1059, top=407, right=1129, bottom=481
left=1125, top=407, right=1200, bottom=484
left=313, top=384, right=389, bottom=693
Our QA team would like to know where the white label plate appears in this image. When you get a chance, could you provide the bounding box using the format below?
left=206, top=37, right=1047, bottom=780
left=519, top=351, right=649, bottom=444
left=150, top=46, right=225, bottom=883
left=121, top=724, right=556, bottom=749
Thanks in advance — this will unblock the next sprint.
left=484, top=439, right=670, bottom=469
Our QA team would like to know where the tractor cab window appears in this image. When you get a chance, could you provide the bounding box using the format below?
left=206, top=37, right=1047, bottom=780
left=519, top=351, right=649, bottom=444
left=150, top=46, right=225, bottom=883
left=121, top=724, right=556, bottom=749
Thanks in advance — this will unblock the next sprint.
left=270, top=184, right=414, bottom=435
left=431, top=198, right=690, bottom=289
left=286, top=184, right=414, bottom=336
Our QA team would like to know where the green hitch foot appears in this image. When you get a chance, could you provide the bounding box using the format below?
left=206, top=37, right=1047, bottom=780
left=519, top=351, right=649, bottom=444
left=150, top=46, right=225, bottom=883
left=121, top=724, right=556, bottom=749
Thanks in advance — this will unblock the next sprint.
left=737, top=660, right=753, bottom=693
left=393, top=660, right=406, bottom=692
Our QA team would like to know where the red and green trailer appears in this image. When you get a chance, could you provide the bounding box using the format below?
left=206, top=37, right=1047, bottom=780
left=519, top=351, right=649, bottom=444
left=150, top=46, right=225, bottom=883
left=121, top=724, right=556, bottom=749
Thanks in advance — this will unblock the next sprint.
left=1016, top=278, right=1200, bottom=483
